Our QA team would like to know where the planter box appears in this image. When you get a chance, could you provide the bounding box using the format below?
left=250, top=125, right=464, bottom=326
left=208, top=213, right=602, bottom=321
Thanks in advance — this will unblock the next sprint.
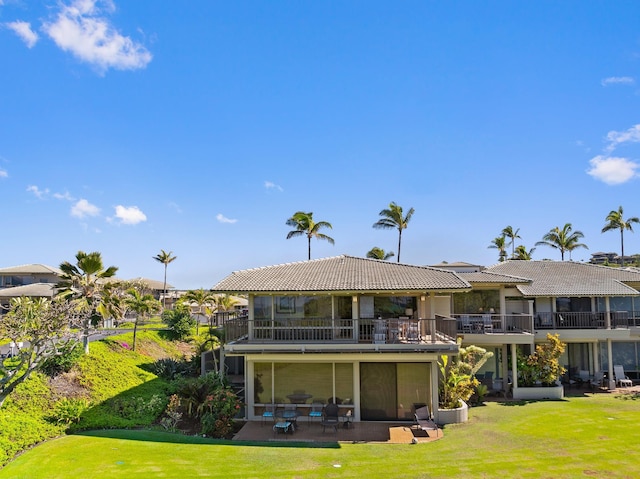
left=437, top=400, right=468, bottom=425
left=512, top=384, right=564, bottom=400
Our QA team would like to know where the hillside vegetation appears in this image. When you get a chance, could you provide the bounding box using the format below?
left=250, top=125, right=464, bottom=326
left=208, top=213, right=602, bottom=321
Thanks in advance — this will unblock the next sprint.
left=0, top=331, right=193, bottom=465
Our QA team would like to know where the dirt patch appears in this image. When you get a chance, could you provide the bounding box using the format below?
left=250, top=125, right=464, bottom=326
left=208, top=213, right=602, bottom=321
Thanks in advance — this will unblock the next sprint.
left=48, top=371, right=91, bottom=400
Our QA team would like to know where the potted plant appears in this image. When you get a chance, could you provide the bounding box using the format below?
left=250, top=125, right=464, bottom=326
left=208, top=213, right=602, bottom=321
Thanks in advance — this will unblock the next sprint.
left=513, top=333, right=566, bottom=400
left=438, top=341, right=493, bottom=424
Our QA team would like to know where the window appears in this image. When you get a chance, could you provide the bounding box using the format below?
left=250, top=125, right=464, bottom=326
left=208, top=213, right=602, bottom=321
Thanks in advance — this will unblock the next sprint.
left=453, top=290, right=500, bottom=314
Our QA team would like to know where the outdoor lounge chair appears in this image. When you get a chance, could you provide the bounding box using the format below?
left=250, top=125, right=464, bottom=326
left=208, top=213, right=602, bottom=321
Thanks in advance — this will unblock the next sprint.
left=261, top=403, right=275, bottom=426
left=589, top=371, right=604, bottom=390
left=414, top=406, right=440, bottom=437
left=460, top=315, right=472, bottom=333
left=614, top=365, right=633, bottom=388
left=482, top=314, right=493, bottom=332
left=308, top=402, right=323, bottom=424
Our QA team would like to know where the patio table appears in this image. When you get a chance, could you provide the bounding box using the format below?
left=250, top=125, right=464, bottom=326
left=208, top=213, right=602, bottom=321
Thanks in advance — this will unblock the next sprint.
left=286, top=393, right=313, bottom=404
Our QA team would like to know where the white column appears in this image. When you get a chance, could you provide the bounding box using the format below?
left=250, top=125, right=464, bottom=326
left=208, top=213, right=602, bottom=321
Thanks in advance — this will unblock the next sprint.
left=605, top=297, right=611, bottom=329
left=607, top=338, right=615, bottom=389
left=431, top=360, right=440, bottom=423
left=353, top=361, right=361, bottom=422
left=511, top=343, right=518, bottom=392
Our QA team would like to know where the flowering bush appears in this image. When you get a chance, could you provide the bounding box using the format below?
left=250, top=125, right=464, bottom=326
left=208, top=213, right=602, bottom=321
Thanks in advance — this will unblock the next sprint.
left=200, top=388, right=242, bottom=438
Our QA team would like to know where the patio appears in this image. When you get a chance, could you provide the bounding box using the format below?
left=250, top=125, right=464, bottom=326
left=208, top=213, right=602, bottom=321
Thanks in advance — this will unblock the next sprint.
left=232, top=420, right=442, bottom=444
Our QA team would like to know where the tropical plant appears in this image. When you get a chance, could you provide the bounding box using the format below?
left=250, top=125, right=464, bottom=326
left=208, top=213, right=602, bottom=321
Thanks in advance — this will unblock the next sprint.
left=0, top=297, right=79, bottom=407
left=57, top=251, right=118, bottom=353
left=439, top=341, right=493, bottom=409
left=214, top=294, right=239, bottom=313
left=517, top=333, right=566, bottom=387
left=535, top=223, right=588, bottom=261
left=153, top=249, right=177, bottom=309
left=200, top=387, right=242, bottom=438
left=488, top=235, right=508, bottom=262
left=513, top=245, right=536, bottom=261
left=180, top=288, right=216, bottom=335
left=162, top=304, right=196, bottom=341
left=40, top=339, right=84, bottom=377
left=285, top=211, right=335, bottom=260
left=366, top=247, right=395, bottom=261
left=502, top=226, right=521, bottom=259
left=372, top=201, right=415, bottom=263
left=601, top=206, right=640, bottom=267
left=123, top=288, right=162, bottom=351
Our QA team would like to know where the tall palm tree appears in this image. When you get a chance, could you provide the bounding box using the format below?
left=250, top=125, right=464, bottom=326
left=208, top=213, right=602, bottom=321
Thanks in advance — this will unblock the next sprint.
left=488, top=235, right=508, bottom=262
left=535, top=223, right=588, bottom=261
left=153, top=250, right=177, bottom=309
left=286, top=211, right=335, bottom=260
left=601, top=206, right=640, bottom=267
left=366, top=247, right=395, bottom=261
left=502, top=226, right=521, bottom=259
left=124, top=288, right=161, bottom=351
left=57, top=251, right=118, bottom=353
left=180, top=288, right=216, bottom=335
left=513, top=245, right=536, bottom=260
left=372, top=202, right=415, bottom=263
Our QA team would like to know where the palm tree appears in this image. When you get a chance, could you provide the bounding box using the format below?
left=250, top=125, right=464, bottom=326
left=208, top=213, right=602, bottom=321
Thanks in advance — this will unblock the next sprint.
left=286, top=211, right=335, bottom=260
left=124, top=288, right=161, bottom=351
left=488, top=235, right=508, bottom=262
left=513, top=245, right=536, bottom=260
left=180, top=288, right=216, bottom=335
left=57, top=251, right=118, bottom=353
left=153, top=250, right=177, bottom=309
left=372, top=202, right=415, bottom=263
left=366, top=247, right=395, bottom=261
left=502, top=226, right=521, bottom=259
left=535, top=223, right=588, bottom=261
left=601, top=206, right=640, bottom=267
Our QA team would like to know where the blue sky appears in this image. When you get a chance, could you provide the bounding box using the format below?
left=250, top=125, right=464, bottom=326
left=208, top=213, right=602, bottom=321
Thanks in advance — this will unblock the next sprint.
left=2, top=1, right=640, bottom=289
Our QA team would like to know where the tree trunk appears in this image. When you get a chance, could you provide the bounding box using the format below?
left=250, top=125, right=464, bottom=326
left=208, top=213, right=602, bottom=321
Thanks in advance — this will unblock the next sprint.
left=132, top=317, right=139, bottom=351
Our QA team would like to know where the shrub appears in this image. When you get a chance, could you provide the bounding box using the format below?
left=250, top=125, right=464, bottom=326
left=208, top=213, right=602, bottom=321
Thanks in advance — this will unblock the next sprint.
left=200, top=388, right=242, bottom=438
left=517, top=333, right=566, bottom=387
left=152, top=358, right=195, bottom=380
left=109, top=394, right=166, bottom=421
left=40, top=341, right=84, bottom=377
left=160, top=394, right=182, bottom=431
left=162, top=305, right=196, bottom=341
left=51, top=398, right=90, bottom=424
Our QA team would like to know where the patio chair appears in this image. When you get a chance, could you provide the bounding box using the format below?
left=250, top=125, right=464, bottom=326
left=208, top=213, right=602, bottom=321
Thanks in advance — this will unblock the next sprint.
left=460, top=315, right=472, bottom=334
left=261, top=403, right=275, bottom=426
left=320, top=402, right=340, bottom=433
left=482, top=314, right=493, bottom=332
left=308, top=402, right=323, bottom=424
left=414, top=405, right=440, bottom=437
left=589, top=371, right=604, bottom=390
left=272, top=416, right=294, bottom=437
left=614, top=365, right=633, bottom=388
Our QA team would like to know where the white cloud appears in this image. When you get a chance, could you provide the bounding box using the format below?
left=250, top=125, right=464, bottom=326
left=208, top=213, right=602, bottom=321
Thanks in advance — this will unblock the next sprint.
left=0, top=169, right=7, bottom=178
left=53, top=191, right=75, bottom=201
left=42, top=0, right=152, bottom=73
left=601, top=76, right=635, bottom=86
left=27, top=185, right=49, bottom=199
left=587, top=155, right=639, bottom=185
left=265, top=180, right=283, bottom=192
left=216, top=213, right=238, bottom=224
left=71, top=198, right=100, bottom=218
left=605, top=124, right=640, bottom=152
left=168, top=201, right=182, bottom=214
left=114, top=205, right=146, bottom=224
left=6, top=21, right=39, bottom=48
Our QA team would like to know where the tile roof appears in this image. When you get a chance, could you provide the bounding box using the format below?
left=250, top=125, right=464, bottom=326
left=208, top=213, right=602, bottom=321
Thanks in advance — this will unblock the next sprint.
left=486, top=260, right=640, bottom=297
left=0, top=283, right=56, bottom=298
left=0, top=264, right=62, bottom=275
left=212, top=255, right=471, bottom=293
left=457, top=271, right=530, bottom=284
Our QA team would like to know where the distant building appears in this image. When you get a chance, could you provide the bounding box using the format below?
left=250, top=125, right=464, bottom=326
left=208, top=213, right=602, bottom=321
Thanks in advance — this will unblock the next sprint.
left=589, top=252, right=640, bottom=266
left=430, top=261, right=485, bottom=273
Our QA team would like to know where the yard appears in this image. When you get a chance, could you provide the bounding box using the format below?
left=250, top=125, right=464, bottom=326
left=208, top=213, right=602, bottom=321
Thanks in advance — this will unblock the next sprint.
left=1, top=391, right=638, bottom=478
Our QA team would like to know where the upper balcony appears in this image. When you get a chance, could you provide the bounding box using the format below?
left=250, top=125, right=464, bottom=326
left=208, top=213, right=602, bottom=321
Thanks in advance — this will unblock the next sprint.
left=224, top=316, right=461, bottom=353
left=534, top=311, right=635, bottom=329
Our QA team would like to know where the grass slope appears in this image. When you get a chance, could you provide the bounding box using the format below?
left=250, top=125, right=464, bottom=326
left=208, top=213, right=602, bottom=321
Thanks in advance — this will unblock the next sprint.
left=1, top=393, right=639, bottom=478
left=0, top=331, right=186, bottom=465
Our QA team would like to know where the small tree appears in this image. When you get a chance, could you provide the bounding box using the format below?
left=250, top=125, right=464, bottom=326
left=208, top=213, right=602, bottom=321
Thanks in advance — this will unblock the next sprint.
left=124, top=288, right=162, bottom=351
left=0, top=297, right=80, bottom=407
left=162, top=304, right=196, bottom=341
left=439, top=341, right=493, bottom=409
left=517, top=333, right=566, bottom=387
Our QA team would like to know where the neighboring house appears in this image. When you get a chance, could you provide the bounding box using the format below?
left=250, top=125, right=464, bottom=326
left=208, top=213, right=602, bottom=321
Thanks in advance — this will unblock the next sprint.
left=455, top=260, right=640, bottom=390
left=212, top=255, right=480, bottom=423
left=0, top=264, right=62, bottom=288
left=430, top=261, right=485, bottom=273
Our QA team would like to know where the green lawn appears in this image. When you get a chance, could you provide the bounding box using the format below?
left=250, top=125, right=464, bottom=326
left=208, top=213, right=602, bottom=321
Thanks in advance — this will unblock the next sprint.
left=1, top=393, right=639, bottom=478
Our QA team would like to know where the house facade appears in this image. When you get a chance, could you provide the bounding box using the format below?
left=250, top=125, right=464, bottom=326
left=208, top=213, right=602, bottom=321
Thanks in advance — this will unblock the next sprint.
left=214, top=256, right=640, bottom=423
left=212, top=255, right=536, bottom=423
left=453, top=261, right=640, bottom=391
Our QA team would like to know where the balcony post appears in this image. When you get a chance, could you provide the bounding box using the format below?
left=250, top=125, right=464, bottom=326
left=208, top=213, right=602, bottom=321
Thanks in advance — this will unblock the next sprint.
left=604, top=297, right=611, bottom=330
